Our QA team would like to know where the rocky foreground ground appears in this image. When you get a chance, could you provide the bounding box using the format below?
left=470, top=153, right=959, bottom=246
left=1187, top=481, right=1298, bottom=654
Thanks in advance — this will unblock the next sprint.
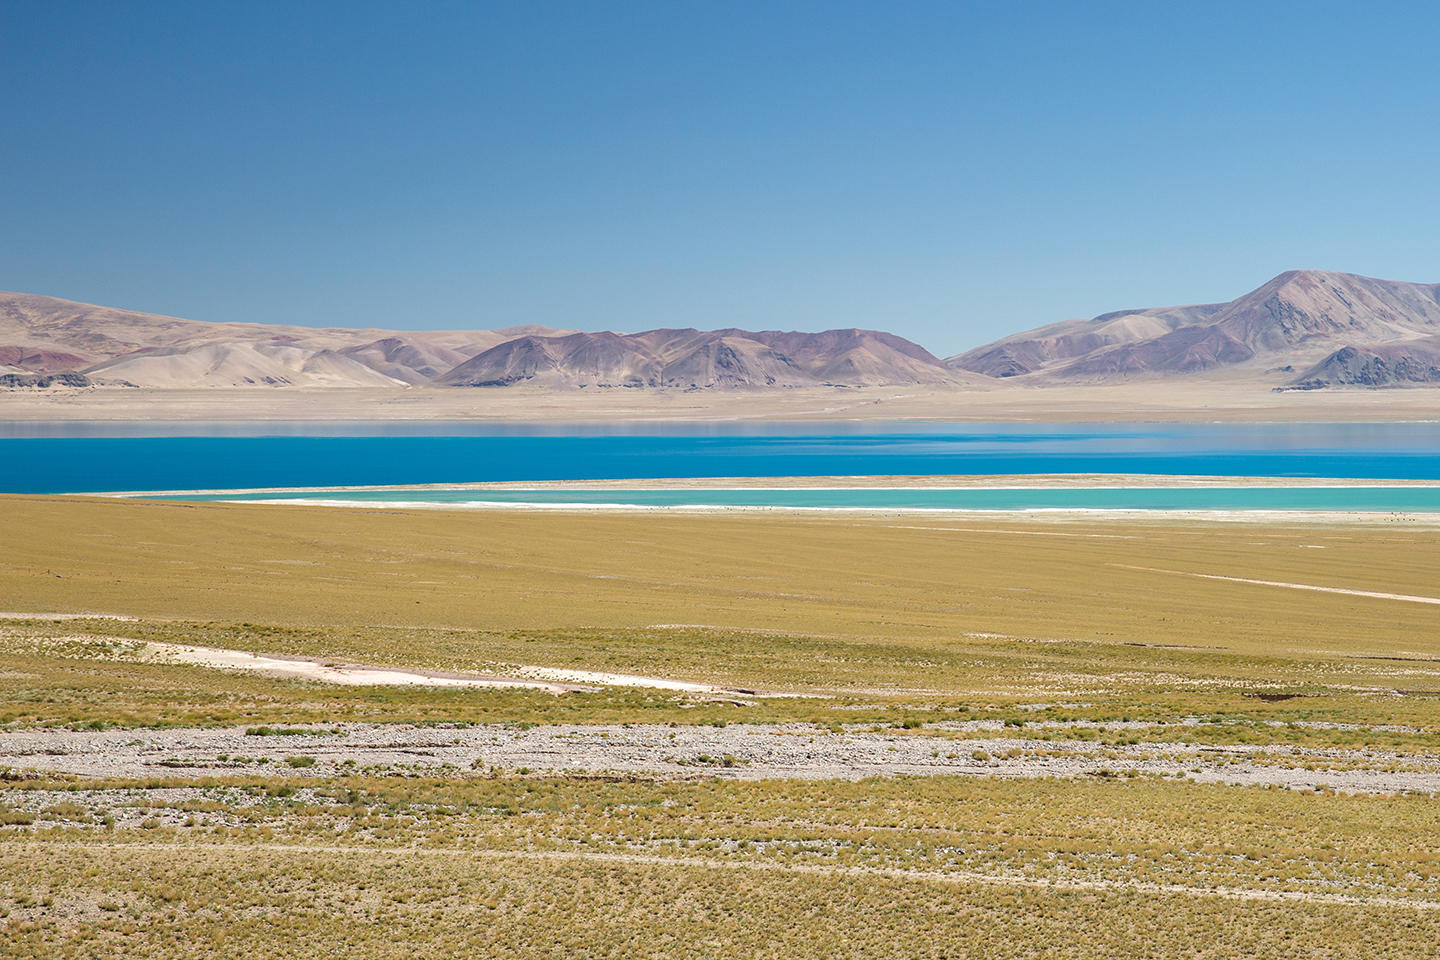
left=3, top=721, right=1436, bottom=794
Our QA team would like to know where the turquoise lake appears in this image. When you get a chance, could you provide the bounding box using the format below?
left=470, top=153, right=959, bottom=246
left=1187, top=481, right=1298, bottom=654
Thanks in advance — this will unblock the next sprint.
left=2, top=423, right=1438, bottom=508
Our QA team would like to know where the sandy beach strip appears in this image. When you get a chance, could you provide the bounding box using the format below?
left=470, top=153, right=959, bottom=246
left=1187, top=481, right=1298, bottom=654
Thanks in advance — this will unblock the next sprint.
left=57, top=473, right=1440, bottom=525
left=89, top=473, right=1440, bottom=498
left=128, top=498, right=1440, bottom=526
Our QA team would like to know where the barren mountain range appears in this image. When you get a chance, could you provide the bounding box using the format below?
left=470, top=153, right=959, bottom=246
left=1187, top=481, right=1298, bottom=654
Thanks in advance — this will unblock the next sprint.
left=3, top=270, right=1439, bottom=391
left=0, top=290, right=975, bottom=390
left=948, top=270, right=1440, bottom=388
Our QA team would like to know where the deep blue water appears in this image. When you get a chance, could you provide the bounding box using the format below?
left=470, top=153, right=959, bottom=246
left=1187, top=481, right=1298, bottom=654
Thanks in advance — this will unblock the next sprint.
left=1, top=421, right=1438, bottom=494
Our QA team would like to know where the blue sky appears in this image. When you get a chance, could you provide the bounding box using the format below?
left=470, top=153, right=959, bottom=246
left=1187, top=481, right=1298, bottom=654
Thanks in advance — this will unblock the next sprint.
left=3, top=0, right=1437, bottom=355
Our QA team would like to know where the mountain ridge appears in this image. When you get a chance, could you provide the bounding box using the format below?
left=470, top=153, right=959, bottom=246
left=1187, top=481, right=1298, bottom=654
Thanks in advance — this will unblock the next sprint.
left=438, top=327, right=966, bottom=389
left=5, top=270, right=1440, bottom=392
left=947, top=270, right=1440, bottom=387
left=0, top=290, right=968, bottom=390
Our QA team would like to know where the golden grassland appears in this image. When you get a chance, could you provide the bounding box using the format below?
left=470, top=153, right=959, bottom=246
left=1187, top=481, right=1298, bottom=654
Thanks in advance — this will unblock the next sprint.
left=8, top=773, right=1440, bottom=893
left=14, top=845, right=1440, bottom=959
left=4, top=495, right=1440, bottom=955
left=1, top=495, right=1438, bottom=737
left=6, top=773, right=1440, bottom=957
left=2, top=494, right=1438, bottom=649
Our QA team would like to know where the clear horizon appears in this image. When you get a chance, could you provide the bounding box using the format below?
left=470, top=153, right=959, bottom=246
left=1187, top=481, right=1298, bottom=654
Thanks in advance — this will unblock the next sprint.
left=3, top=0, right=1438, bottom=356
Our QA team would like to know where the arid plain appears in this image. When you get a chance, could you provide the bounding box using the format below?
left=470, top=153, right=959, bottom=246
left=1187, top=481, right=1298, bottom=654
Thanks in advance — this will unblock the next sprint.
left=3, top=494, right=1440, bottom=957
left=8, top=380, right=1440, bottom=423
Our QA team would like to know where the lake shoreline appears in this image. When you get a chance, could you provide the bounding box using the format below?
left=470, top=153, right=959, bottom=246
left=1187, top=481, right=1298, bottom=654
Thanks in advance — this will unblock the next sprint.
left=87, top=473, right=1440, bottom=498
left=181, top=499, right=1440, bottom=525
left=6, top=382, right=1440, bottom=424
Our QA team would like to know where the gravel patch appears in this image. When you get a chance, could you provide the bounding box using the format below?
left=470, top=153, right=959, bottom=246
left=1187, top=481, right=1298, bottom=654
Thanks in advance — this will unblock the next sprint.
left=2, top=723, right=1438, bottom=794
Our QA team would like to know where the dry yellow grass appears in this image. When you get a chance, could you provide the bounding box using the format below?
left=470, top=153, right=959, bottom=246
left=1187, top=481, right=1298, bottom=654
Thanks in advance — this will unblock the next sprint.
left=4, top=495, right=1440, bottom=956
left=12, top=843, right=1440, bottom=959
left=2, top=495, right=1438, bottom=733
left=7, top=774, right=1440, bottom=958
left=2, top=495, right=1437, bottom=656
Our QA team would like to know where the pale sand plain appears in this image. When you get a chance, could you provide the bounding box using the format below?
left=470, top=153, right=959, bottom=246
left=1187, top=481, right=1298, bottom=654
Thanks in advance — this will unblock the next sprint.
left=4, top=380, right=1440, bottom=421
